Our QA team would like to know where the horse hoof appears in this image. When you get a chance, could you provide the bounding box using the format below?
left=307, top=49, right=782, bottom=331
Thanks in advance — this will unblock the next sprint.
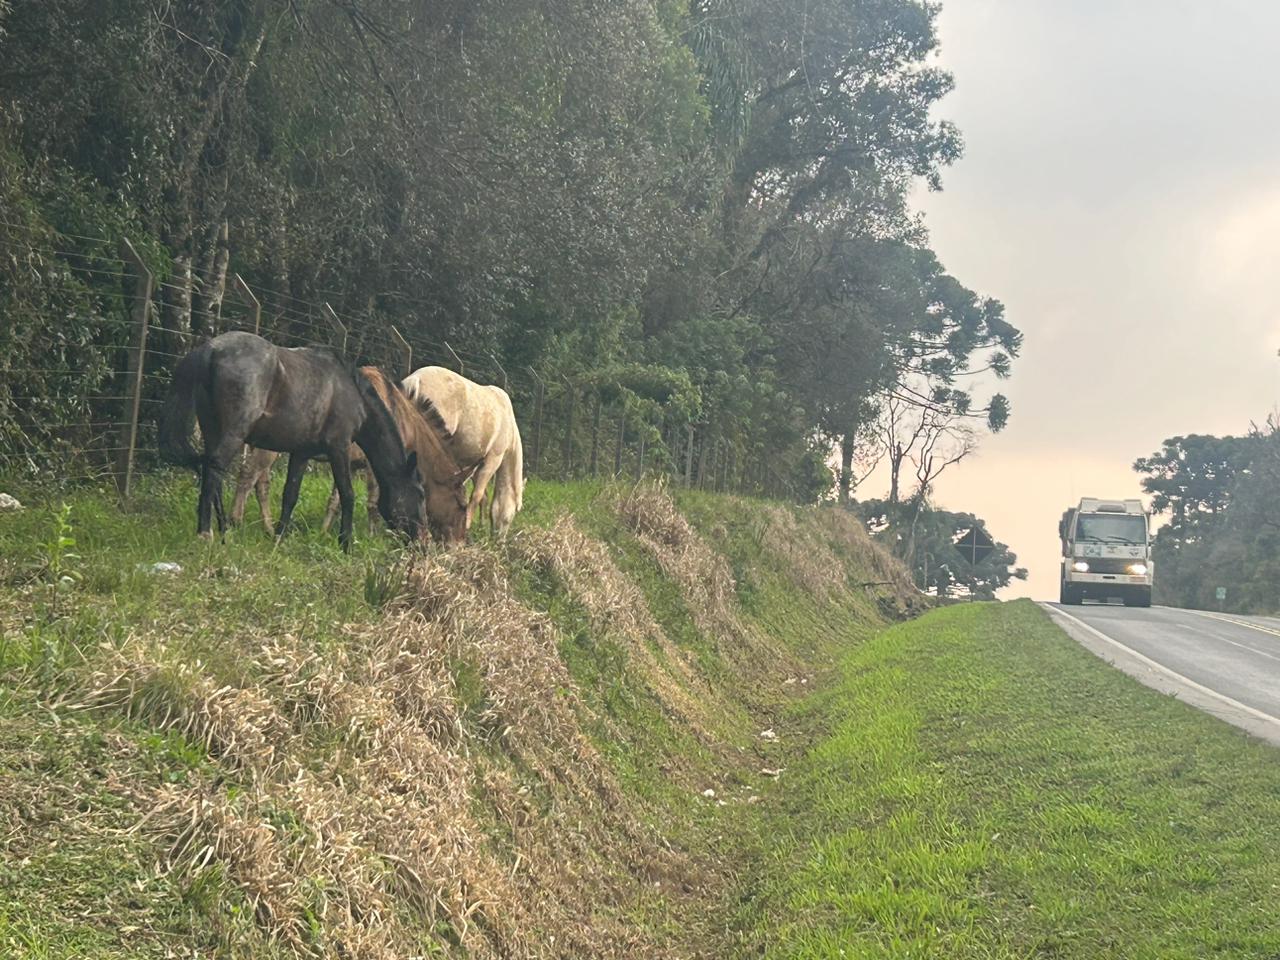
left=197, top=531, right=214, bottom=541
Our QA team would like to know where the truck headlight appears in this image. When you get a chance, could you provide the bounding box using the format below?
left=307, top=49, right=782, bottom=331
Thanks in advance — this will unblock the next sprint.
left=1072, top=561, right=1090, bottom=573
left=1128, top=563, right=1148, bottom=576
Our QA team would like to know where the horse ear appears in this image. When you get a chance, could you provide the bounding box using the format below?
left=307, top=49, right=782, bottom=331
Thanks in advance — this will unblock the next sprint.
left=406, top=450, right=418, bottom=475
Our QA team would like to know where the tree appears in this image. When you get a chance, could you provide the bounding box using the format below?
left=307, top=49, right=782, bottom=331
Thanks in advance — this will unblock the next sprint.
left=858, top=498, right=1028, bottom=599
left=1133, top=434, right=1255, bottom=544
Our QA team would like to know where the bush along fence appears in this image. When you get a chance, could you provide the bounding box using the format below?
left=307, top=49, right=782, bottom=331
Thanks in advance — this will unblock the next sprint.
left=0, top=221, right=804, bottom=501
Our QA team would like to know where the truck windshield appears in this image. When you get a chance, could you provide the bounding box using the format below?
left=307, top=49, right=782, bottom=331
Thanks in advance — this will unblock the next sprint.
left=1075, top=514, right=1146, bottom=544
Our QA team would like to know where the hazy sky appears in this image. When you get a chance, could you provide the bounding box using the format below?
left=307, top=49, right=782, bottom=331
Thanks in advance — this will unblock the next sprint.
left=903, top=0, right=1280, bottom=600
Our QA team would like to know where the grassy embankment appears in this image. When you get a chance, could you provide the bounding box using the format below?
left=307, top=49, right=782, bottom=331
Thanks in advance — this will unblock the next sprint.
left=3, top=471, right=1280, bottom=958
left=0, top=468, right=917, bottom=959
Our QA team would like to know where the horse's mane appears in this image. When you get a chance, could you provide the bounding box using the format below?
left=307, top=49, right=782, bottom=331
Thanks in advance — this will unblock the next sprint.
left=351, top=365, right=406, bottom=454
left=358, top=366, right=461, bottom=475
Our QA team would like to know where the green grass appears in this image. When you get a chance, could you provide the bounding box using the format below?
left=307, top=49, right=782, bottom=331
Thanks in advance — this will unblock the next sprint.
left=10, top=473, right=1277, bottom=958
left=739, top=600, right=1280, bottom=959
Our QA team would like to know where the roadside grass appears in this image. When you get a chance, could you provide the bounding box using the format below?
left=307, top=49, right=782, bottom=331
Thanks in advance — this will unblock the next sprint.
left=0, top=469, right=918, bottom=957
left=739, top=599, right=1280, bottom=959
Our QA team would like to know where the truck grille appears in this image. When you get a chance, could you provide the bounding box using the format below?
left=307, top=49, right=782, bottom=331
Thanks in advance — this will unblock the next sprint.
left=1085, top=558, right=1140, bottom=574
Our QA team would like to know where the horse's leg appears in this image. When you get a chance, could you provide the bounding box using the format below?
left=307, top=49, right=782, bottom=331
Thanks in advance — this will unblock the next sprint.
left=197, top=460, right=216, bottom=540
left=275, top=453, right=310, bottom=542
left=321, top=483, right=341, bottom=533
left=465, top=458, right=500, bottom=533
left=206, top=436, right=245, bottom=540
left=327, top=446, right=356, bottom=552
left=365, top=466, right=381, bottom=535
left=230, top=454, right=256, bottom=527
left=255, top=469, right=274, bottom=536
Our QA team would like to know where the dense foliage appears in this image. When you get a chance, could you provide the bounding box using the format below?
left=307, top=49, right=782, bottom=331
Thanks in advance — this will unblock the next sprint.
left=1134, top=425, right=1279, bottom=612
left=0, top=0, right=1019, bottom=497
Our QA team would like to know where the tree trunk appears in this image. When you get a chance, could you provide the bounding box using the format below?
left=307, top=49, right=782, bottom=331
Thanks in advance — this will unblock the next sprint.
left=838, top=431, right=854, bottom=503
left=163, top=249, right=194, bottom=353
left=192, top=219, right=230, bottom=336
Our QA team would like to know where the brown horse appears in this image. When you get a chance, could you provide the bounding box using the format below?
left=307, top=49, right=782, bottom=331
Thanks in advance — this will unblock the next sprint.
left=159, top=332, right=465, bottom=549
left=228, top=370, right=473, bottom=545
left=230, top=445, right=372, bottom=536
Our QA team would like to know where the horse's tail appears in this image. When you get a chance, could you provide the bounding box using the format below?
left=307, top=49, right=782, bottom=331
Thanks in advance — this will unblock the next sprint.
left=158, top=341, right=212, bottom=468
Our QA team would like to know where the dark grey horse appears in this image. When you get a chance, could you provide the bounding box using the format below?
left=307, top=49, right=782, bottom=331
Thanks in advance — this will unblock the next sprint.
left=159, top=331, right=426, bottom=551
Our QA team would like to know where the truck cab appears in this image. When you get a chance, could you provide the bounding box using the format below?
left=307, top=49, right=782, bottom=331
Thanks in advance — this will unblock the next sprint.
left=1059, top=498, right=1152, bottom=607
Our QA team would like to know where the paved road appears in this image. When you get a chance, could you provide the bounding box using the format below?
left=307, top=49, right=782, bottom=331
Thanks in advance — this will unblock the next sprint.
left=1041, top=601, right=1280, bottom=745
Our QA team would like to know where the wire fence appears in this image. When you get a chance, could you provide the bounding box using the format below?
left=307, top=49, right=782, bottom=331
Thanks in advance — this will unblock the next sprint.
left=0, top=223, right=801, bottom=502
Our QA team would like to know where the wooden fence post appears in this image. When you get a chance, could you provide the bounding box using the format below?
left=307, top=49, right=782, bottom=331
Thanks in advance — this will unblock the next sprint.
left=614, top=410, right=626, bottom=477
left=115, top=238, right=152, bottom=500
left=322, top=303, right=347, bottom=354
left=490, top=353, right=508, bottom=392
left=390, top=325, right=413, bottom=378
left=559, top=377, right=576, bottom=480
left=527, top=367, right=545, bottom=475
left=444, top=341, right=464, bottom=376
left=589, top=392, right=602, bottom=478
left=232, top=273, right=261, bottom=335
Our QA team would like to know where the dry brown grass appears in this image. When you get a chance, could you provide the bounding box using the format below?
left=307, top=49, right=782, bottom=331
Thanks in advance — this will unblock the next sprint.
left=512, top=516, right=723, bottom=742
left=60, top=544, right=692, bottom=959
left=753, top=504, right=848, bottom=602
left=810, top=507, right=929, bottom=618
left=617, top=484, right=796, bottom=690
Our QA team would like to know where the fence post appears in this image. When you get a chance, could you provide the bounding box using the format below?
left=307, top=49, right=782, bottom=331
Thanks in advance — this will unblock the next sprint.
left=589, top=392, right=602, bottom=478
left=322, top=303, right=347, bottom=354
left=115, top=238, right=152, bottom=500
left=527, top=367, right=545, bottom=475
left=614, top=409, right=626, bottom=477
left=444, top=341, right=464, bottom=377
left=232, top=273, right=261, bottom=335
left=559, top=377, right=576, bottom=480
left=390, top=325, right=413, bottom=378
left=490, top=353, right=508, bottom=392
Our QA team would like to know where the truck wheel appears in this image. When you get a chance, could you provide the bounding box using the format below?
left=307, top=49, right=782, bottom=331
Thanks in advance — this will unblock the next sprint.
left=1124, top=588, right=1152, bottom=609
left=1061, top=582, right=1082, bottom=605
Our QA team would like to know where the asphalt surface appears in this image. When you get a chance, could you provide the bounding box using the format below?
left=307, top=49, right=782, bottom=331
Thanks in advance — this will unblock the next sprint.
left=1042, top=601, right=1280, bottom=745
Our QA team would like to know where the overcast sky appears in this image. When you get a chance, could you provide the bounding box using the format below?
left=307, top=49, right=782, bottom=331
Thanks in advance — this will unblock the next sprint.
left=904, top=0, right=1280, bottom=600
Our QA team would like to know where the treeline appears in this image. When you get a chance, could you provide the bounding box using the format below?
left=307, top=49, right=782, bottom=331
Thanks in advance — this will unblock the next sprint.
left=1135, top=422, right=1280, bottom=612
left=0, top=0, right=1019, bottom=498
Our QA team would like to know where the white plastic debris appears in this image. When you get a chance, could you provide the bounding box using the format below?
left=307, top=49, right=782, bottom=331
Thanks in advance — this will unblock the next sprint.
left=759, top=728, right=779, bottom=742
left=0, top=493, right=22, bottom=510
left=701, top=788, right=716, bottom=799
left=138, top=562, right=183, bottom=575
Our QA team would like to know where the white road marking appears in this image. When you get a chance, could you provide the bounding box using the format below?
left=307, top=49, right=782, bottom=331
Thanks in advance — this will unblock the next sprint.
left=1041, top=603, right=1280, bottom=740
left=1189, top=609, right=1280, bottom=641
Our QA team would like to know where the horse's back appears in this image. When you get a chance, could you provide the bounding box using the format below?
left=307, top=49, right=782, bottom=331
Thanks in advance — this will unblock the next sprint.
left=403, top=366, right=517, bottom=461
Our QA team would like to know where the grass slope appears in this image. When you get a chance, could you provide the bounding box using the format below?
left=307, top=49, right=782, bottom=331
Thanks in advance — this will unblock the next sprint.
left=741, top=600, right=1280, bottom=959
left=0, top=470, right=917, bottom=958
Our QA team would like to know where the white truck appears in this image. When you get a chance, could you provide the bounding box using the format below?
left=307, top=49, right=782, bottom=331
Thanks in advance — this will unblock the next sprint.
left=1059, top=498, right=1153, bottom=607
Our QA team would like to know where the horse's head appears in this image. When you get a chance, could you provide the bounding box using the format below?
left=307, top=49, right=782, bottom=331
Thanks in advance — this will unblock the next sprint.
left=378, top=450, right=429, bottom=543
left=424, top=467, right=470, bottom=545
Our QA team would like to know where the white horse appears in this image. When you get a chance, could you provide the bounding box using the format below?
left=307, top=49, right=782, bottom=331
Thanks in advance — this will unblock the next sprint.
left=401, top=366, right=524, bottom=536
